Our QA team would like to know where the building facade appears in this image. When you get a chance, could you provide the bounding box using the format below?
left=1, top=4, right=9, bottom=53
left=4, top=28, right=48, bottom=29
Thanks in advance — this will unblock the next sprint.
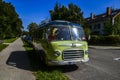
left=85, top=7, right=120, bottom=35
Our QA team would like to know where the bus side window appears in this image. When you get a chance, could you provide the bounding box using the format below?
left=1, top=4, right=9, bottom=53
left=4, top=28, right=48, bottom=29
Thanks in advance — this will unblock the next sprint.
left=43, top=33, right=48, bottom=40
left=46, top=28, right=52, bottom=40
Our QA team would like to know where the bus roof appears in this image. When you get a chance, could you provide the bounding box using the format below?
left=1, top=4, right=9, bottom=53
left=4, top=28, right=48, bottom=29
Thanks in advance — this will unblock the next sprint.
left=38, top=20, right=82, bottom=28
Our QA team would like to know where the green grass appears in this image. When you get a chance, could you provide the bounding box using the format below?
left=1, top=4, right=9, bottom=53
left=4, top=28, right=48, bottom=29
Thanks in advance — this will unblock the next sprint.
left=3, top=38, right=17, bottom=43
left=22, top=40, right=69, bottom=80
left=0, top=44, right=8, bottom=51
left=35, top=70, right=68, bottom=80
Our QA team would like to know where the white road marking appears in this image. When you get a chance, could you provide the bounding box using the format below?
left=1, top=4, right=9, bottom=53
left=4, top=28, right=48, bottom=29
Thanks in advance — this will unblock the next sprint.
left=114, top=57, right=120, bottom=61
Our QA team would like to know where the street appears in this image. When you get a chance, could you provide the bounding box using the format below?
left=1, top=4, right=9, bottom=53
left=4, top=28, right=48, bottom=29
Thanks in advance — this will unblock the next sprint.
left=65, top=48, right=120, bottom=80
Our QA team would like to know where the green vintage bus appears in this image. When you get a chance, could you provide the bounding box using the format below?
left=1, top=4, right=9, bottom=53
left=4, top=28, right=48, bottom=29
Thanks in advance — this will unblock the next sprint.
left=33, top=20, right=89, bottom=66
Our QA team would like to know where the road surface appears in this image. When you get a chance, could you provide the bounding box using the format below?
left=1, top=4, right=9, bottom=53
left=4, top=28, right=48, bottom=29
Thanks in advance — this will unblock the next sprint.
left=64, top=48, right=120, bottom=80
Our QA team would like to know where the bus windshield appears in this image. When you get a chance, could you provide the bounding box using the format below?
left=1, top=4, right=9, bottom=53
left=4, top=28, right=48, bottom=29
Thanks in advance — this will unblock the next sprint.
left=47, top=26, right=85, bottom=41
left=48, top=27, right=70, bottom=41
left=71, top=27, right=85, bottom=41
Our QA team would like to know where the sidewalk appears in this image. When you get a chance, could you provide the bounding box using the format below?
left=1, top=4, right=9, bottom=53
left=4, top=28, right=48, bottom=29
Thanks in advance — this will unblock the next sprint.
left=89, top=45, right=120, bottom=49
left=0, top=38, right=35, bottom=80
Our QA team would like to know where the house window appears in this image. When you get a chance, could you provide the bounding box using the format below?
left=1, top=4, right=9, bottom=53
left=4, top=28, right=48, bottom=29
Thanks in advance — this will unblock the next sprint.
left=92, top=31, right=100, bottom=35
left=93, top=25, right=96, bottom=29
left=97, top=24, right=101, bottom=29
left=93, top=23, right=101, bottom=30
left=104, top=23, right=105, bottom=26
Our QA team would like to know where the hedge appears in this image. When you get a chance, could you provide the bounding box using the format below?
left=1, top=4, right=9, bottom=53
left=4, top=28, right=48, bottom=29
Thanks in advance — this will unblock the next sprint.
left=89, top=35, right=120, bottom=46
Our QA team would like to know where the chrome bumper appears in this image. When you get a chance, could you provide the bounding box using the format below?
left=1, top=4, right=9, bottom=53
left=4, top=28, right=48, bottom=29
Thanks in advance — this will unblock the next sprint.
left=48, top=58, right=89, bottom=65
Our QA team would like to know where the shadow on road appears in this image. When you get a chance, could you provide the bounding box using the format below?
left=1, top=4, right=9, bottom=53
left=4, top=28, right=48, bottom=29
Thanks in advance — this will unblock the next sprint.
left=6, top=51, right=33, bottom=71
left=60, top=65, right=79, bottom=73
left=6, top=50, right=79, bottom=73
left=38, top=64, right=79, bottom=73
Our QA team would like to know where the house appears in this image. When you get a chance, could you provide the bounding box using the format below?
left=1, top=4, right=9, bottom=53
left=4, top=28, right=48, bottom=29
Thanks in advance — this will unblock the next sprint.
left=85, top=7, right=120, bottom=35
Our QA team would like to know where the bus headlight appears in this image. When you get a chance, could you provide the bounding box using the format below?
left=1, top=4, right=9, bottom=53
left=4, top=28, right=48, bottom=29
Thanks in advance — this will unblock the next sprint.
left=85, top=50, right=88, bottom=54
left=54, top=51, right=60, bottom=57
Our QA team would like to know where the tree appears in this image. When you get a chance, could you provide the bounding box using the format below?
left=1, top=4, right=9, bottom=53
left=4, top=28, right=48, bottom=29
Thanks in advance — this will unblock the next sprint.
left=27, top=22, right=38, bottom=37
left=84, top=27, right=91, bottom=36
left=50, top=3, right=84, bottom=25
left=0, top=0, right=2, bottom=2
left=50, top=3, right=68, bottom=21
left=104, top=18, right=113, bottom=35
left=22, top=30, right=29, bottom=36
left=113, top=15, right=120, bottom=35
left=83, top=26, right=91, bottom=41
left=68, top=3, right=84, bottom=25
left=0, top=1, right=23, bottom=38
left=104, top=15, right=120, bottom=35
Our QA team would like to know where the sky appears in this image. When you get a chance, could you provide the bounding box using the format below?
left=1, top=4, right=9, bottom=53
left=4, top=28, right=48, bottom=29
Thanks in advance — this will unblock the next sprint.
left=4, top=0, right=120, bottom=30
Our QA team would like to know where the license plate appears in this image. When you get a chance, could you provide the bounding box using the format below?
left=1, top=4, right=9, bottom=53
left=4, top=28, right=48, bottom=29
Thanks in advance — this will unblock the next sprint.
left=68, top=62, right=73, bottom=65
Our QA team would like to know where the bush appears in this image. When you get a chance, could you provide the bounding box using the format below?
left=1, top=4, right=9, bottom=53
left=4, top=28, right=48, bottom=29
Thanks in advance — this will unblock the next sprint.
left=89, top=35, right=100, bottom=44
left=105, top=35, right=120, bottom=45
left=89, top=35, right=120, bottom=46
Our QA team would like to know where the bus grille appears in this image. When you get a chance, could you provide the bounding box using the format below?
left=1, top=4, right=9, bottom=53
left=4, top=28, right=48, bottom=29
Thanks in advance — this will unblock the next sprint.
left=62, top=50, right=84, bottom=60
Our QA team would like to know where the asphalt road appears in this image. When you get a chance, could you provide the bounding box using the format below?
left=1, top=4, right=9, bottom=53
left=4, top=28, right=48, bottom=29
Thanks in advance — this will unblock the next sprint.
left=65, top=48, right=120, bottom=80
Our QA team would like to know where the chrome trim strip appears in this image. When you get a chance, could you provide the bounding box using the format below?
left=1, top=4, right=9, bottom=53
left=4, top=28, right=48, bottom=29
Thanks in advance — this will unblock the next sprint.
left=59, top=44, right=83, bottom=47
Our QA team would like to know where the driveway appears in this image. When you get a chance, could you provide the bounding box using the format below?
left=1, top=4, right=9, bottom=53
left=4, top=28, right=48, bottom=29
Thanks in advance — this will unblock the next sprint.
left=0, top=38, right=35, bottom=80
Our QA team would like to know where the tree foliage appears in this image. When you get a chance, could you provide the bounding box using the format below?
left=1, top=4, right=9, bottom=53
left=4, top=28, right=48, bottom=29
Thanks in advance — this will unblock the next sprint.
left=27, top=22, right=38, bottom=37
left=104, top=15, right=120, bottom=35
left=22, top=30, right=29, bottom=36
left=104, top=18, right=113, bottom=35
left=50, top=2, right=84, bottom=25
left=0, top=1, right=23, bottom=39
left=84, top=27, right=91, bottom=36
left=114, top=14, right=120, bottom=35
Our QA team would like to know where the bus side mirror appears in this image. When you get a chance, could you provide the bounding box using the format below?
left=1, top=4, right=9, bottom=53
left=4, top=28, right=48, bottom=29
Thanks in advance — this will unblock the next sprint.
left=88, top=34, right=91, bottom=41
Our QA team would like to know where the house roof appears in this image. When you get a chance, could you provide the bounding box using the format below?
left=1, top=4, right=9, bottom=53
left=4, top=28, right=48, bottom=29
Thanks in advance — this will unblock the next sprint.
left=85, top=9, right=120, bottom=24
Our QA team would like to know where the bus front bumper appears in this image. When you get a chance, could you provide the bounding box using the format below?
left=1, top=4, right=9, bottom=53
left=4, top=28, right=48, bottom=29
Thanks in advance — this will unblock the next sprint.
left=47, top=58, right=89, bottom=65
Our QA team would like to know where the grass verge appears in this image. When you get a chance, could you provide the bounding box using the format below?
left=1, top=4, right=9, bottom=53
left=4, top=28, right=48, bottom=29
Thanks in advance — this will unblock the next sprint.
left=22, top=40, right=69, bottom=80
left=0, top=44, right=8, bottom=51
left=3, top=38, right=17, bottom=43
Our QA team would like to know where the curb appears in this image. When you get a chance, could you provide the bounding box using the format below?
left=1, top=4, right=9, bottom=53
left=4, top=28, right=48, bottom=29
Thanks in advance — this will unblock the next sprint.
left=3, top=43, right=11, bottom=45
left=89, top=46, right=120, bottom=49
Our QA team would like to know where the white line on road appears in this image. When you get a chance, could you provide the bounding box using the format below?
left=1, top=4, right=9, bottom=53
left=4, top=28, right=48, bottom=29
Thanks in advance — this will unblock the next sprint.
left=114, top=57, right=120, bottom=61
